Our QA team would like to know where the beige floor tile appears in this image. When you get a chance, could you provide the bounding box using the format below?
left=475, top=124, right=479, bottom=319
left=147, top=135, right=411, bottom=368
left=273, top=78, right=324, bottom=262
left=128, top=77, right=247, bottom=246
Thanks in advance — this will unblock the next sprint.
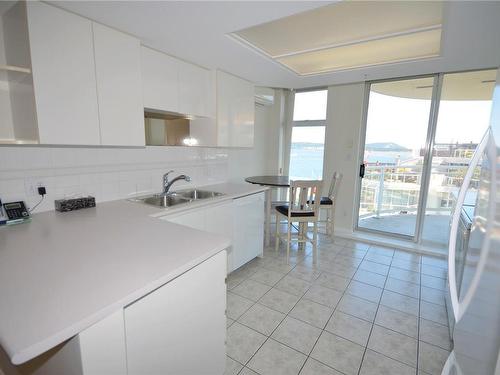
left=248, top=338, right=307, bottom=375
left=325, top=310, right=372, bottom=346
left=303, top=284, right=343, bottom=308
left=224, top=356, right=243, bottom=375
left=259, top=287, right=301, bottom=314
left=420, top=301, right=448, bottom=325
left=380, top=290, right=419, bottom=316
left=388, top=267, right=420, bottom=284
left=227, top=292, right=254, bottom=320
left=419, top=318, right=452, bottom=350
left=418, top=341, right=450, bottom=375
left=310, top=331, right=365, bottom=375
left=359, top=260, right=390, bottom=276
left=226, top=322, right=266, bottom=364
left=367, top=325, right=417, bottom=367
left=289, top=298, right=334, bottom=329
left=337, top=294, right=378, bottom=322
left=353, top=269, right=387, bottom=288
left=375, top=305, right=418, bottom=338
left=232, top=279, right=272, bottom=302
left=299, top=358, right=343, bottom=375
left=274, top=275, right=312, bottom=297
left=249, top=268, right=286, bottom=286
left=314, top=272, right=350, bottom=292
left=346, top=280, right=383, bottom=303
left=420, top=286, right=446, bottom=306
left=271, top=316, right=322, bottom=355
left=238, top=303, right=285, bottom=336
left=359, top=349, right=415, bottom=375
left=385, top=277, right=420, bottom=298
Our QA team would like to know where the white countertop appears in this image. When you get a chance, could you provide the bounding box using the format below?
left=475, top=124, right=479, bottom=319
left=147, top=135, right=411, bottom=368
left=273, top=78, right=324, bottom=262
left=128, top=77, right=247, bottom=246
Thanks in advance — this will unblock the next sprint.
left=0, top=182, right=266, bottom=365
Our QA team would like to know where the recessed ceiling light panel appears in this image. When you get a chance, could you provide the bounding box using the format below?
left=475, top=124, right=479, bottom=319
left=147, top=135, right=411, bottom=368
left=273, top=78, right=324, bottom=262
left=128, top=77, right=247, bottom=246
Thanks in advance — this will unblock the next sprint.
left=232, top=1, right=444, bottom=75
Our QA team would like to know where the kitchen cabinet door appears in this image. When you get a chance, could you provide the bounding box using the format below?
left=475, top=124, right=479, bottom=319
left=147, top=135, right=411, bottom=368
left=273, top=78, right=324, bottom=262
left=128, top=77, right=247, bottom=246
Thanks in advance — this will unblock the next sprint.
left=204, top=201, right=234, bottom=272
left=232, top=192, right=264, bottom=271
left=27, top=2, right=100, bottom=145
left=178, top=61, right=212, bottom=117
left=216, top=70, right=255, bottom=147
left=125, top=251, right=226, bottom=375
left=141, top=46, right=179, bottom=113
left=93, top=23, right=144, bottom=146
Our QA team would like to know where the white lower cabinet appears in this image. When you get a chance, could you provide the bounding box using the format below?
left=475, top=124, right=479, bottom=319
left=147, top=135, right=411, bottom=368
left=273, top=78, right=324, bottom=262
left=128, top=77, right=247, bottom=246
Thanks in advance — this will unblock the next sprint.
left=124, top=251, right=226, bottom=375
left=232, top=193, right=265, bottom=271
left=1, top=252, right=226, bottom=375
left=162, top=193, right=264, bottom=273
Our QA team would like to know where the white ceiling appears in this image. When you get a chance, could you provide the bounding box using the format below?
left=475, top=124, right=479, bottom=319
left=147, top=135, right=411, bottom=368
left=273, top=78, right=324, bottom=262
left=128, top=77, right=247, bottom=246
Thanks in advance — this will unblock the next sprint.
left=51, top=1, right=500, bottom=89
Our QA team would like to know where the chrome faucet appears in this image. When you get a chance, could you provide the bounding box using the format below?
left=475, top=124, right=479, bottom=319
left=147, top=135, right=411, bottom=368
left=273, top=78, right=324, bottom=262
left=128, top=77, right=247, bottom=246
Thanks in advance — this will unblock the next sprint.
left=163, top=170, right=191, bottom=195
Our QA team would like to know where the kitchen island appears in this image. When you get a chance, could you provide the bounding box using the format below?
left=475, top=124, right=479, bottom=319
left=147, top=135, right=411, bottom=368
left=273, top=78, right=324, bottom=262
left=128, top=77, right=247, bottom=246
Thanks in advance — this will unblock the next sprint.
left=0, top=183, right=266, bottom=375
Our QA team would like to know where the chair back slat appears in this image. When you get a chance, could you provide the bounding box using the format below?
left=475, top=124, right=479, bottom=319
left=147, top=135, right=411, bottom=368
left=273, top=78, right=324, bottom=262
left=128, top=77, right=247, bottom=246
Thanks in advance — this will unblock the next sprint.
left=288, top=180, right=323, bottom=217
left=328, top=172, right=343, bottom=200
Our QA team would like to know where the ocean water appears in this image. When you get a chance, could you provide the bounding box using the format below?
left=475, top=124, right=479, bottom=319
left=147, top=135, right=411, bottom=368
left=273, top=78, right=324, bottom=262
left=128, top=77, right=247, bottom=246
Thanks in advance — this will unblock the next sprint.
left=289, top=144, right=324, bottom=180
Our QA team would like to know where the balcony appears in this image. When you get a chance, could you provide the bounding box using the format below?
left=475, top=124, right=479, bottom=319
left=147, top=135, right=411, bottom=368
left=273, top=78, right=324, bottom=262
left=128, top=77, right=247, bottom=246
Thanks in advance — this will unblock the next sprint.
left=358, top=163, right=478, bottom=249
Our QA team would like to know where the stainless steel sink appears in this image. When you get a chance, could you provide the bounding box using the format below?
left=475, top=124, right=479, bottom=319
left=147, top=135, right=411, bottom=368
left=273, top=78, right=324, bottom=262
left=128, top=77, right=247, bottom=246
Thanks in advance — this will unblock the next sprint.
left=176, top=189, right=224, bottom=200
left=141, top=194, right=191, bottom=208
left=131, top=189, right=224, bottom=208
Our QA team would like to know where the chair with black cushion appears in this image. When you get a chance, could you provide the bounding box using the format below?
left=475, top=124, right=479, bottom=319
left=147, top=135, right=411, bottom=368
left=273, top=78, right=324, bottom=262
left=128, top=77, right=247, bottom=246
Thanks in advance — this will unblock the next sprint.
left=275, top=180, right=323, bottom=261
left=321, top=172, right=343, bottom=236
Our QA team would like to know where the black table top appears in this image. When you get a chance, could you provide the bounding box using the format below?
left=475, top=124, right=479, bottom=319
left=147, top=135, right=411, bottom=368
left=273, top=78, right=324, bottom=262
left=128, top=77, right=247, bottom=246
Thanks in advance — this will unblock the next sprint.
left=245, top=175, right=291, bottom=187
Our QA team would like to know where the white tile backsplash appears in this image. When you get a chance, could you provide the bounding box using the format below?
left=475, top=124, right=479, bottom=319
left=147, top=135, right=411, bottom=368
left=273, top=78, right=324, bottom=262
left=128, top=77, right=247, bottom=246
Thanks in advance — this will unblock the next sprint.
left=0, top=145, right=228, bottom=213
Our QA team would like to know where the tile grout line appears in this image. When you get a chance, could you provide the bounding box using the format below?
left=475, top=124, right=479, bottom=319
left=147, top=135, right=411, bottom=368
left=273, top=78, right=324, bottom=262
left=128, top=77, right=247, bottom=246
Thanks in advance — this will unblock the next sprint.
left=235, top=240, right=314, bottom=374
left=416, top=255, right=423, bottom=374
left=295, top=242, right=368, bottom=375
left=356, top=249, right=395, bottom=375
left=228, top=236, right=447, bottom=375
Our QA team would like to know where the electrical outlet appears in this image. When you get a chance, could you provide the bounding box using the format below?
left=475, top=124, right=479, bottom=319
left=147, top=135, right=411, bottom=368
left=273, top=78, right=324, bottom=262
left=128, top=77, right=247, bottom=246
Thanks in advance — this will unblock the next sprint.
left=24, top=178, right=47, bottom=197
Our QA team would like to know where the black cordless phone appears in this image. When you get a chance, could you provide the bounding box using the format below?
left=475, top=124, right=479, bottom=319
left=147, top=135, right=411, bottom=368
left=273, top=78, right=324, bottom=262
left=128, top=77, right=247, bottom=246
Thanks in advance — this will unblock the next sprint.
left=3, top=201, right=30, bottom=221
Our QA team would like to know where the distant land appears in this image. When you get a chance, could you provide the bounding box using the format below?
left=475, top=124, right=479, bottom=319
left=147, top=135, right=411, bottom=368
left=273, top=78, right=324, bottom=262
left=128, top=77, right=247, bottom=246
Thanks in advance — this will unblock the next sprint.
left=365, top=142, right=410, bottom=152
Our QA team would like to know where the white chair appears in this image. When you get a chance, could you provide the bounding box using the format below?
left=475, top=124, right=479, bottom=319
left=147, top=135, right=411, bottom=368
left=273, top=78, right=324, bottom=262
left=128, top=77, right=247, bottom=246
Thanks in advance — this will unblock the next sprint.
left=319, top=172, right=342, bottom=236
left=274, top=180, right=323, bottom=261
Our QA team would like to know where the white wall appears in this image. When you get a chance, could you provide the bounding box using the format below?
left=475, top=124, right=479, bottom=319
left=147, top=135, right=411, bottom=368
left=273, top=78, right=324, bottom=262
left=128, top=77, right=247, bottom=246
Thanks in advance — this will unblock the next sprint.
left=322, top=83, right=366, bottom=234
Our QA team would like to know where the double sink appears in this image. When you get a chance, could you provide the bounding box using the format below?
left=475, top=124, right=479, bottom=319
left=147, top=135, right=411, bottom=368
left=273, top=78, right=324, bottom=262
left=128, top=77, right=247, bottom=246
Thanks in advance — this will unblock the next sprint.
left=132, top=189, right=224, bottom=208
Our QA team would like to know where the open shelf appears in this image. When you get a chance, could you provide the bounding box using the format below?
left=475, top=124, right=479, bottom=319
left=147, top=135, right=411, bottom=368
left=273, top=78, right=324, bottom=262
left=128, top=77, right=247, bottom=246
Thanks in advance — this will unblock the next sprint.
left=0, top=65, right=32, bottom=83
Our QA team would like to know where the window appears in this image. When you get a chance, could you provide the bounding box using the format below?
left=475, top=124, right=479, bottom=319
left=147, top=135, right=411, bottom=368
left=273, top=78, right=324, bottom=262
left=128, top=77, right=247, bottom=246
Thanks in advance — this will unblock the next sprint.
left=289, top=90, right=327, bottom=180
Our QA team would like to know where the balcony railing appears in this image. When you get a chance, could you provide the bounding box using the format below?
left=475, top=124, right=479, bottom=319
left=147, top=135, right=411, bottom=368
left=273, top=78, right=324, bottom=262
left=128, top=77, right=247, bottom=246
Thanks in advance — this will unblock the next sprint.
left=359, top=163, right=480, bottom=220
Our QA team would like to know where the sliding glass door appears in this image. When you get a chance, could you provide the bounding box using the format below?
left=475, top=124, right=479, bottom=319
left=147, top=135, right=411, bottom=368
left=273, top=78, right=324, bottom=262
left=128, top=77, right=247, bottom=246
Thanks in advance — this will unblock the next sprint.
left=358, top=77, right=434, bottom=238
left=420, top=70, right=496, bottom=248
left=357, top=69, right=497, bottom=247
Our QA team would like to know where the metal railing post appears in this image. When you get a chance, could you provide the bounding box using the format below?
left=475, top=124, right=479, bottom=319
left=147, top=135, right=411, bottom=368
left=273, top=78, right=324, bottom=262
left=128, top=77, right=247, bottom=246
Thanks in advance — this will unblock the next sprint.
left=376, top=167, right=385, bottom=217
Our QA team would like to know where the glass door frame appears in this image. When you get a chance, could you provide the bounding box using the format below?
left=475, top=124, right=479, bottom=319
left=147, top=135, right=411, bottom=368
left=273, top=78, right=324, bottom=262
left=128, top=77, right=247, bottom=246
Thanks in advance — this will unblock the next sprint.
left=355, top=68, right=496, bottom=244
left=354, top=73, right=443, bottom=243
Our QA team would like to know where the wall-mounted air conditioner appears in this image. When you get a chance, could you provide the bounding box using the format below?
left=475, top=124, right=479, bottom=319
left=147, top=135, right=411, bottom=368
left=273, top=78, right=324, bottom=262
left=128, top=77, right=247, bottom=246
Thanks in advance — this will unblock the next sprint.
left=255, top=86, right=274, bottom=107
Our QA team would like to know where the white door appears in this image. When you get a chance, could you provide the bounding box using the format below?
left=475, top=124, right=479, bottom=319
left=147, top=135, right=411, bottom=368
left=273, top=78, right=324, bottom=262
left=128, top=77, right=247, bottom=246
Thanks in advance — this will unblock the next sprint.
left=27, top=2, right=100, bottom=145
left=216, top=70, right=255, bottom=147
left=124, top=251, right=226, bottom=375
left=93, top=23, right=144, bottom=146
left=141, top=46, right=179, bottom=113
left=232, top=193, right=264, bottom=271
left=178, top=61, right=212, bottom=117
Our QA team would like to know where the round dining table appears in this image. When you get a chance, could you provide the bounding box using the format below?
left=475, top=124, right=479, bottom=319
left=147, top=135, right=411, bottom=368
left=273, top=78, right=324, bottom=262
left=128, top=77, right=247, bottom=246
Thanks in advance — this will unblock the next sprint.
left=245, top=175, right=291, bottom=246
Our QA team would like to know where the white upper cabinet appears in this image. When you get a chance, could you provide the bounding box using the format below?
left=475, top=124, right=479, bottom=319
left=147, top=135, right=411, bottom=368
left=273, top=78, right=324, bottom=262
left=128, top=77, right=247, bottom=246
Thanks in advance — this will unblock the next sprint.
left=93, top=23, right=144, bottom=146
left=26, top=2, right=101, bottom=145
left=216, top=70, right=254, bottom=148
left=178, top=62, right=212, bottom=118
left=141, top=46, right=179, bottom=113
